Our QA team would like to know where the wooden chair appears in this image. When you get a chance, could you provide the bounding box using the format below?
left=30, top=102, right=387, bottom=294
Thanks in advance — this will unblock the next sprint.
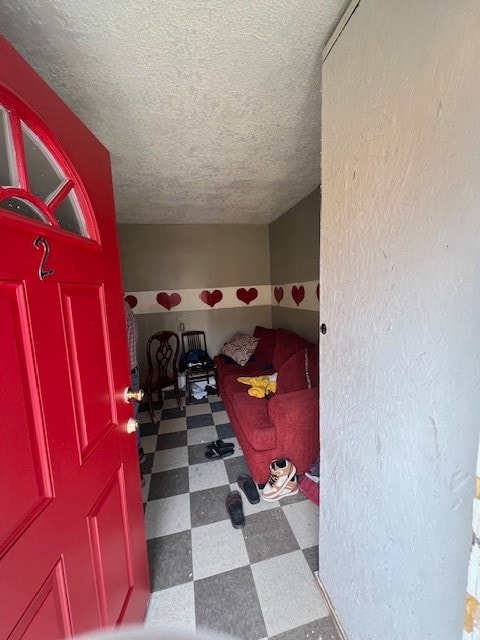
left=181, top=330, right=218, bottom=401
left=145, top=331, right=182, bottom=422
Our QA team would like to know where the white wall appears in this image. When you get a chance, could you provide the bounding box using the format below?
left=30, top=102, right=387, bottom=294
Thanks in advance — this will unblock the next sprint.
left=320, top=2, right=480, bottom=638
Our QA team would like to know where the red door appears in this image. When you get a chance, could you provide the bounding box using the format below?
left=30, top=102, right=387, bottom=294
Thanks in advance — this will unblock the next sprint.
left=0, top=38, right=149, bottom=639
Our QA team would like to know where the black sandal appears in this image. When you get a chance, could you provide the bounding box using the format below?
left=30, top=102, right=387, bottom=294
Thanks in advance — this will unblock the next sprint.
left=237, top=474, right=260, bottom=504
left=226, top=490, right=245, bottom=529
left=205, top=442, right=234, bottom=459
left=206, top=439, right=234, bottom=451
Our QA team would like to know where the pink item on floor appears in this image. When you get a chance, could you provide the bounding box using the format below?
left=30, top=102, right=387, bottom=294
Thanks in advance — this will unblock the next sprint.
left=298, top=474, right=320, bottom=505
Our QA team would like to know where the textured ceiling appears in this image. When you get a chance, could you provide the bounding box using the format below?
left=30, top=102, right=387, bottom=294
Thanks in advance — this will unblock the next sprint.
left=0, top=0, right=348, bottom=223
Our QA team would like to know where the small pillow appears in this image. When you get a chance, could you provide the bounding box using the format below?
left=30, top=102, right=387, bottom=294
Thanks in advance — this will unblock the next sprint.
left=220, top=333, right=259, bottom=366
left=276, top=348, right=311, bottom=394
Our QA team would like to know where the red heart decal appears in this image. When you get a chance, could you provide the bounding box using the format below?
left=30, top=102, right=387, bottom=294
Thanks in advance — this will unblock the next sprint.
left=200, top=289, right=223, bottom=307
left=316, top=283, right=319, bottom=300
left=156, top=292, right=181, bottom=310
left=236, top=287, right=258, bottom=305
left=274, top=286, right=284, bottom=305
left=125, top=295, right=138, bottom=309
left=291, top=285, right=305, bottom=306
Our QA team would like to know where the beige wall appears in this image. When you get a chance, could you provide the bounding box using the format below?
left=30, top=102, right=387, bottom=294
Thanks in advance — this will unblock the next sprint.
left=119, top=224, right=270, bottom=290
left=269, top=187, right=320, bottom=341
left=118, top=224, right=271, bottom=370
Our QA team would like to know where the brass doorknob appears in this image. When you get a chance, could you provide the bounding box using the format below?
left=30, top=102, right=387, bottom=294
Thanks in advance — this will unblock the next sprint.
left=124, top=387, right=144, bottom=403
left=126, top=418, right=138, bottom=434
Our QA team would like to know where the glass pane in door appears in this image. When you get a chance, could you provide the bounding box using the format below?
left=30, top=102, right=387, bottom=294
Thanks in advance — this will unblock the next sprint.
left=21, top=123, right=64, bottom=201
left=0, top=107, right=17, bottom=187
left=54, top=189, right=88, bottom=237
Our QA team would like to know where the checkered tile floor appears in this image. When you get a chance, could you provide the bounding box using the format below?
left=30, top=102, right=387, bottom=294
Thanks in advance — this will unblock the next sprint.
left=138, top=390, right=338, bottom=640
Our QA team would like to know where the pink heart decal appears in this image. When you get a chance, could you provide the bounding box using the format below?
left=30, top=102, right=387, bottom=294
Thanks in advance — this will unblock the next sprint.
left=291, top=285, right=305, bottom=306
left=316, top=283, right=319, bottom=300
left=156, top=292, right=181, bottom=310
left=274, top=286, right=284, bottom=304
left=200, top=289, right=223, bottom=308
left=236, top=287, right=258, bottom=305
left=125, top=295, right=138, bottom=309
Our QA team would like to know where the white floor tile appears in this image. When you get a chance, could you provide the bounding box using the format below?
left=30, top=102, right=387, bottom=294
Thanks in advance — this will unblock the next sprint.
left=191, top=519, right=249, bottom=580
left=145, top=582, right=195, bottom=632
left=152, top=446, right=188, bottom=473
left=162, top=397, right=182, bottom=409
left=145, top=493, right=191, bottom=539
left=140, top=434, right=157, bottom=454
left=189, top=460, right=229, bottom=492
left=283, top=500, right=319, bottom=549
left=212, top=410, right=229, bottom=425
left=251, top=550, right=329, bottom=637
left=187, top=425, right=218, bottom=446
left=186, top=402, right=212, bottom=416
left=158, top=417, right=187, bottom=434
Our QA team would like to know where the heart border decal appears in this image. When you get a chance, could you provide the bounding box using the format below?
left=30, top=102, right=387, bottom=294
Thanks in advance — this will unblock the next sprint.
left=291, top=285, right=305, bottom=307
left=200, top=289, right=223, bottom=308
left=236, top=287, right=258, bottom=305
left=156, top=292, right=182, bottom=310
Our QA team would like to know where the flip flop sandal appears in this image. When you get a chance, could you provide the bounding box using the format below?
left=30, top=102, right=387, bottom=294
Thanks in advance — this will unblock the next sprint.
left=205, top=445, right=234, bottom=460
left=206, top=439, right=234, bottom=451
left=226, top=490, right=245, bottom=529
left=237, top=474, right=260, bottom=504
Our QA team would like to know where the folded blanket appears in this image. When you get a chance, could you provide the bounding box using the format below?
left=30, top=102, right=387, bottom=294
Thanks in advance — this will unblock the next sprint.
left=237, top=373, right=277, bottom=398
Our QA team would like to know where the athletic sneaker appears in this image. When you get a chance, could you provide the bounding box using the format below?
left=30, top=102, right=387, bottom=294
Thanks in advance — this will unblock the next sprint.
left=262, top=458, right=298, bottom=502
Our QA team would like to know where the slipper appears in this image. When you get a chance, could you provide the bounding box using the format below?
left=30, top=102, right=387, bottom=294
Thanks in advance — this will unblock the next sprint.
left=205, top=445, right=234, bottom=460
left=226, top=490, right=245, bottom=529
left=237, top=474, right=260, bottom=504
left=206, top=439, right=234, bottom=451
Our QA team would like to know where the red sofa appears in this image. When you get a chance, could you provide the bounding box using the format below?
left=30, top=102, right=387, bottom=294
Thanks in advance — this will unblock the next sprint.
left=214, top=326, right=319, bottom=484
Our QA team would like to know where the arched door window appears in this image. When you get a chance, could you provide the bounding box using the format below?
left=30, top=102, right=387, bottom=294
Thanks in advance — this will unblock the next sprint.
left=0, top=101, right=95, bottom=239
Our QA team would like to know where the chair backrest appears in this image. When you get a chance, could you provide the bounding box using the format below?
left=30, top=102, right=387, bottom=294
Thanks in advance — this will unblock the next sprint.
left=146, top=331, right=180, bottom=385
left=181, top=330, right=208, bottom=355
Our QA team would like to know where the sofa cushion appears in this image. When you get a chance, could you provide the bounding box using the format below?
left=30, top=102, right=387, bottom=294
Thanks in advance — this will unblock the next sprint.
left=272, top=328, right=309, bottom=371
left=253, top=326, right=276, bottom=365
left=220, top=333, right=259, bottom=366
left=276, top=344, right=318, bottom=394
left=231, top=393, right=276, bottom=450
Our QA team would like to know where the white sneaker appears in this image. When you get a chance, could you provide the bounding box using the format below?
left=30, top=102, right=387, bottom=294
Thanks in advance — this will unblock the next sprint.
left=262, top=459, right=298, bottom=502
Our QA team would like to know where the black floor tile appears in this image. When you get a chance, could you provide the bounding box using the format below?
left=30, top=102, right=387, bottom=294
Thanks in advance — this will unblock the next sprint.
left=210, top=400, right=225, bottom=412
left=140, top=452, right=155, bottom=474
left=194, top=566, right=267, bottom=640
left=156, top=430, right=187, bottom=450
left=186, top=413, right=214, bottom=429
left=139, top=422, right=159, bottom=437
left=162, top=407, right=186, bottom=420
left=148, top=467, right=189, bottom=501
left=302, top=545, right=319, bottom=575
left=216, top=422, right=235, bottom=439
left=242, top=508, right=299, bottom=564
left=190, top=484, right=231, bottom=528
left=148, top=530, right=192, bottom=592
left=224, top=455, right=251, bottom=483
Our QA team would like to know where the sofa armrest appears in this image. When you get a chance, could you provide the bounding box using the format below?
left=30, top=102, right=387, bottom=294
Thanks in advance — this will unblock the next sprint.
left=267, top=387, right=319, bottom=466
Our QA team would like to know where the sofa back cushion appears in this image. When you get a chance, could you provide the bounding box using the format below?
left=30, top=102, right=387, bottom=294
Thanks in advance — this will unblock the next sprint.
left=253, top=326, right=276, bottom=365
left=272, top=328, right=309, bottom=371
left=276, top=344, right=319, bottom=394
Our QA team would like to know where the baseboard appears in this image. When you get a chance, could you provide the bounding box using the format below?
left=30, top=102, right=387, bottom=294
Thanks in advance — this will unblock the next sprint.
left=315, top=572, right=348, bottom=640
